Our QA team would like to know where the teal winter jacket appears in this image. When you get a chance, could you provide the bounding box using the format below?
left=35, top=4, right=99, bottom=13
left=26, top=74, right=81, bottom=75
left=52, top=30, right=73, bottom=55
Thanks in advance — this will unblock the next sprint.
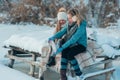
left=51, top=20, right=87, bottom=50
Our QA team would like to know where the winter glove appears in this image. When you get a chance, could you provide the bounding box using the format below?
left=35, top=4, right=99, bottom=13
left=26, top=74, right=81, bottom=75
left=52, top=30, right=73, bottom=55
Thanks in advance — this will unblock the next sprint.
left=47, top=56, right=56, bottom=67
left=54, top=47, right=63, bottom=55
left=48, top=37, right=54, bottom=43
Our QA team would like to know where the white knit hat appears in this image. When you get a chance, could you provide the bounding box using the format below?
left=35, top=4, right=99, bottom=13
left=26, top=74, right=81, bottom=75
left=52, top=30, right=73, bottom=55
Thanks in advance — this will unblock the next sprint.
left=57, top=12, right=67, bottom=21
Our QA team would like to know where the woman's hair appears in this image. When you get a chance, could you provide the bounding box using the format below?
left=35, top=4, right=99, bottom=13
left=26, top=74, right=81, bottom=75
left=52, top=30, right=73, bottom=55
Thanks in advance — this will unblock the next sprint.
left=55, top=7, right=67, bottom=33
left=67, top=8, right=84, bottom=26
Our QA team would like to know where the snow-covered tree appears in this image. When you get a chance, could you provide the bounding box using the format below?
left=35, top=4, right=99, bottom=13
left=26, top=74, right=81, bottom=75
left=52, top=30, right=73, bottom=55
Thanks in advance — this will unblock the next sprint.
left=87, top=0, right=120, bottom=28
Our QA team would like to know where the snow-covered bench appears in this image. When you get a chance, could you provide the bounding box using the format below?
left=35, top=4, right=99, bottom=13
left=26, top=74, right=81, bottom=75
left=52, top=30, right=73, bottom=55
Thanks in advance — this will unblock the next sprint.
left=4, top=31, right=119, bottom=80
left=4, top=45, right=41, bottom=76
left=74, top=39, right=116, bottom=80
left=3, top=31, right=53, bottom=77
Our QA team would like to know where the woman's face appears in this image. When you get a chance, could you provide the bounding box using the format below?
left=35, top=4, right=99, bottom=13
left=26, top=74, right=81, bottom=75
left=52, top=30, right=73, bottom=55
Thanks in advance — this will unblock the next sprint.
left=67, top=14, right=73, bottom=24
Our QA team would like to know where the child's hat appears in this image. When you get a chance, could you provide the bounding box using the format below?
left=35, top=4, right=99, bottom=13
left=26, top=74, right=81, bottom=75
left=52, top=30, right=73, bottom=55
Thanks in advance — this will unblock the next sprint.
left=57, top=12, right=67, bottom=21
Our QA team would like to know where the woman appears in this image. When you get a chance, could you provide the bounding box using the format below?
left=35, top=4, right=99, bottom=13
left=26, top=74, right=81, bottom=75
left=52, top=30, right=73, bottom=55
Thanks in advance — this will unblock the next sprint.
left=48, top=8, right=87, bottom=80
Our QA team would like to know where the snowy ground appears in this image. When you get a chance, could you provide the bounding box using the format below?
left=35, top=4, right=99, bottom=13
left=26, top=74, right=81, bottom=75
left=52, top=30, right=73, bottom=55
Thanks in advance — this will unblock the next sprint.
left=0, top=23, right=120, bottom=80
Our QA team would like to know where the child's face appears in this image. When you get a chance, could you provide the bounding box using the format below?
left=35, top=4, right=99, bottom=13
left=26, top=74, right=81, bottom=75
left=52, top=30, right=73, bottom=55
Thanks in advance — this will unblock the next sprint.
left=59, top=19, right=66, bottom=25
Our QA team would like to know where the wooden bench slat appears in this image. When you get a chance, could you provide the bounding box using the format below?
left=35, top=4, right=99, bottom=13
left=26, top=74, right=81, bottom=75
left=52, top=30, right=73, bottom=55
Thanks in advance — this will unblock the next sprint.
left=5, top=54, right=43, bottom=68
left=83, top=67, right=115, bottom=79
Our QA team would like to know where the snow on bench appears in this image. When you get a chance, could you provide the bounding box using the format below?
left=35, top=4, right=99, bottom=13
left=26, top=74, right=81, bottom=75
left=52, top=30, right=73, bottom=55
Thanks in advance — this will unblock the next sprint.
left=4, top=30, right=53, bottom=54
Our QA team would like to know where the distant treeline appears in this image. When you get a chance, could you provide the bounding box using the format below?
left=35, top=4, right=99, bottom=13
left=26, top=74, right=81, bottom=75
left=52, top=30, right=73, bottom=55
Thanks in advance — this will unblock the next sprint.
left=0, top=0, right=120, bottom=28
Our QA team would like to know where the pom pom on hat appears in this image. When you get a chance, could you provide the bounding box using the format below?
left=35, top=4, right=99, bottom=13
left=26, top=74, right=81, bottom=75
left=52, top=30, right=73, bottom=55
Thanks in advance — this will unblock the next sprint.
left=57, top=12, right=67, bottom=21
left=58, top=7, right=66, bottom=12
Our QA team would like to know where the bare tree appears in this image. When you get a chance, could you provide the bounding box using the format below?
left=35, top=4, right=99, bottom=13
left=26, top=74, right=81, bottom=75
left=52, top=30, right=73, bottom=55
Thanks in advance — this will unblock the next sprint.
left=87, top=0, right=120, bottom=28
left=1, top=0, right=120, bottom=26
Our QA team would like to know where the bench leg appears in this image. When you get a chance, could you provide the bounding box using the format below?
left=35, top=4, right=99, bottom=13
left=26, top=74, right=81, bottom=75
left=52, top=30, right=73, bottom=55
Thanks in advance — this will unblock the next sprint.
left=106, top=72, right=112, bottom=80
left=8, top=50, right=15, bottom=68
left=29, top=54, right=37, bottom=77
left=104, top=58, right=113, bottom=80
left=111, top=71, right=116, bottom=80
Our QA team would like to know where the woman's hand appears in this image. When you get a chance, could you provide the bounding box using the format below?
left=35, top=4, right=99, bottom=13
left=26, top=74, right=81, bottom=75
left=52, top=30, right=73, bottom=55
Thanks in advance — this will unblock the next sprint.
left=55, top=48, right=63, bottom=55
left=48, top=37, right=54, bottom=43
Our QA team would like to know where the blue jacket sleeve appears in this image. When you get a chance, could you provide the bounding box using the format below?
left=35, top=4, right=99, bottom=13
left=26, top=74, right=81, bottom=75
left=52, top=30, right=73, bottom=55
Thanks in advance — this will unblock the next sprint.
left=61, top=21, right=87, bottom=49
left=51, top=26, right=67, bottom=40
